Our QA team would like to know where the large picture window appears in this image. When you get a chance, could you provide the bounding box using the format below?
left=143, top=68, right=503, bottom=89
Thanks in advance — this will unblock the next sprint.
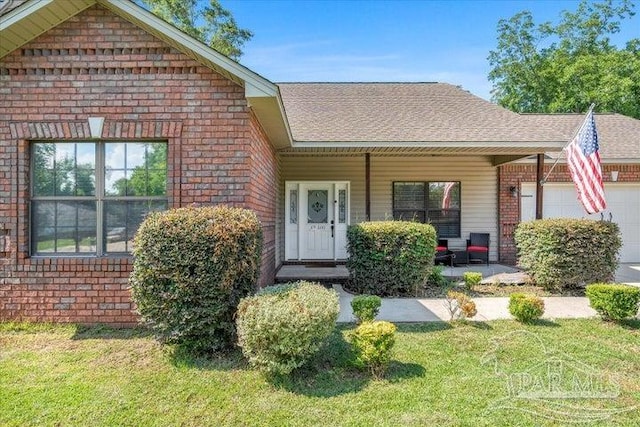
left=393, top=181, right=461, bottom=237
left=31, top=141, right=168, bottom=255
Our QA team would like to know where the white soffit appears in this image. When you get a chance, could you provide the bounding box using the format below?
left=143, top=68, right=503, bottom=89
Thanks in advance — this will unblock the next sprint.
left=0, top=0, right=94, bottom=58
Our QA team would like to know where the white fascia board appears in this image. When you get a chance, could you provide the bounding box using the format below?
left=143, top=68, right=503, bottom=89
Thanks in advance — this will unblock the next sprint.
left=98, top=0, right=278, bottom=98
left=275, top=88, right=294, bottom=144
left=289, top=140, right=568, bottom=150
left=0, top=0, right=55, bottom=30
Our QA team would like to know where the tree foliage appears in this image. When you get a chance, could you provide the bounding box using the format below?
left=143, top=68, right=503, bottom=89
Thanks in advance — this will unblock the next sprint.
left=488, top=0, right=640, bottom=118
left=138, top=0, right=252, bottom=60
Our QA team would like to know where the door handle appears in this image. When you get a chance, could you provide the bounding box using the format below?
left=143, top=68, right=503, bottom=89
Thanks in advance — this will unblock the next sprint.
left=330, top=220, right=334, bottom=238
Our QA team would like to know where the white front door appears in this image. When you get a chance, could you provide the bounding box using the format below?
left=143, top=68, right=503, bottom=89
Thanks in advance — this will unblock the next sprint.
left=285, top=181, right=350, bottom=260
left=302, top=184, right=334, bottom=259
left=521, top=183, right=640, bottom=262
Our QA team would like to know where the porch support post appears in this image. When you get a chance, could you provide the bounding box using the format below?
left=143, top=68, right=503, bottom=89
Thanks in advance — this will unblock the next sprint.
left=365, top=153, right=371, bottom=220
left=536, top=153, right=544, bottom=219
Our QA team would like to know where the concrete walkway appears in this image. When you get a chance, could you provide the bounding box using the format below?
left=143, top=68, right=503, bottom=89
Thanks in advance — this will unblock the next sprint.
left=335, top=285, right=603, bottom=323
left=278, top=262, right=640, bottom=323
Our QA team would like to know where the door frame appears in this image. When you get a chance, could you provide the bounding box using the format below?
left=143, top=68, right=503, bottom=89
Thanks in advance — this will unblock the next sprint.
left=285, top=181, right=350, bottom=261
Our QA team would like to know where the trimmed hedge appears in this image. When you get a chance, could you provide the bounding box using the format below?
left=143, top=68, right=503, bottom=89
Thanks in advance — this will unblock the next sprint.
left=509, top=293, right=545, bottom=322
left=514, top=219, right=621, bottom=290
left=585, top=283, right=640, bottom=321
left=346, top=221, right=437, bottom=296
left=351, top=295, right=382, bottom=323
left=350, top=320, right=397, bottom=379
left=129, top=206, right=263, bottom=353
left=236, top=281, right=339, bottom=375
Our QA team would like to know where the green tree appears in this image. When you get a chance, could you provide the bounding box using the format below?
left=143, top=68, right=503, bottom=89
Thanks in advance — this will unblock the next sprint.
left=138, top=0, right=252, bottom=60
left=488, top=0, right=640, bottom=118
left=110, top=144, right=167, bottom=196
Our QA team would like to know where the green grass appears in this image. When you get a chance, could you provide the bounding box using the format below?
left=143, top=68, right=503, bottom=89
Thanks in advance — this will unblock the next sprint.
left=1, top=320, right=638, bottom=426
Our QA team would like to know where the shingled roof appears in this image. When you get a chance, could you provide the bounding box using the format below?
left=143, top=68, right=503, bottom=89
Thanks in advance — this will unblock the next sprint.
left=519, top=113, right=640, bottom=160
left=278, top=82, right=567, bottom=143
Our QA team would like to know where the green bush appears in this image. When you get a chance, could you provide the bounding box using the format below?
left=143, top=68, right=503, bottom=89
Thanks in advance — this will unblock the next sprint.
left=236, top=281, right=339, bottom=375
left=463, top=272, right=482, bottom=291
left=350, top=320, right=397, bottom=379
left=351, top=295, right=382, bottom=323
left=509, top=293, right=545, bottom=322
left=426, top=265, right=450, bottom=288
left=346, top=221, right=437, bottom=296
left=514, top=219, right=621, bottom=290
left=129, top=206, right=263, bottom=353
left=585, top=283, right=640, bottom=321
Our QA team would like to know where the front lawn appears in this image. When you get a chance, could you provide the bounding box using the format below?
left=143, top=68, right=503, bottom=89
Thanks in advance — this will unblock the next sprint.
left=1, top=320, right=638, bottom=426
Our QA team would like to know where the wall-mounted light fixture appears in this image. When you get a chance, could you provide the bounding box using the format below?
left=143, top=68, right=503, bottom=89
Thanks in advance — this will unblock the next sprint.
left=611, top=171, right=619, bottom=182
left=509, top=186, right=518, bottom=198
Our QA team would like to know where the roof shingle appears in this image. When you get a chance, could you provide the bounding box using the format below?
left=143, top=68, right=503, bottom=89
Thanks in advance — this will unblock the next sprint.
left=278, top=82, right=567, bottom=143
left=519, top=114, right=640, bottom=160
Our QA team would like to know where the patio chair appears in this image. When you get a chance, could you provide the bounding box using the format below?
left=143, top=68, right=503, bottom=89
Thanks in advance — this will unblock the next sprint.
left=467, top=233, right=489, bottom=266
left=435, top=239, right=455, bottom=267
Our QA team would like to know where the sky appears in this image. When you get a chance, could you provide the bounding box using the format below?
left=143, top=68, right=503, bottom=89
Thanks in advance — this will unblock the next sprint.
left=224, top=0, right=640, bottom=100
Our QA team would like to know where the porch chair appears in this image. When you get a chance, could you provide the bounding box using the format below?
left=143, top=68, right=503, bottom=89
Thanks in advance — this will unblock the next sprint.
left=466, top=233, right=489, bottom=266
left=435, top=239, right=455, bottom=267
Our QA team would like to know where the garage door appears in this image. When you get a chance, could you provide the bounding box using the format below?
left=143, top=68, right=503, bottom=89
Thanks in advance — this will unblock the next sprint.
left=521, top=183, right=640, bottom=262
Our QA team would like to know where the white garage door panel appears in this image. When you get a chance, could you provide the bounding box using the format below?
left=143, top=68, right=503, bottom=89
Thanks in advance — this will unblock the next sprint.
left=521, top=183, right=640, bottom=262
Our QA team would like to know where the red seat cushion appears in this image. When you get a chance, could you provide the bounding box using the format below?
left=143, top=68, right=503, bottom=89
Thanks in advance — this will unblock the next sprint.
left=436, top=246, right=447, bottom=252
left=467, top=245, right=488, bottom=252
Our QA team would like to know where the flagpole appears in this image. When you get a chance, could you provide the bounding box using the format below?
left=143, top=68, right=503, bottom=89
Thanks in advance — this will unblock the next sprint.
left=540, top=103, right=596, bottom=185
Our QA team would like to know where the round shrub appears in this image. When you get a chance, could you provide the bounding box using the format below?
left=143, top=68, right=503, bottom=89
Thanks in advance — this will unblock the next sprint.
left=509, top=293, right=545, bottom=322
left=585, top=283, right=640, bottom=321
left=463, top=271, right=482, bottom=291
left=236, top=281, right=339, bottom=375
left=351, top=294, right=382, bottom=323
left=515, top=219, right=621, bottom=290
left=351, top=320, right=397, bottom=379
left=346, top=221, right=437, bottom=296
left=129, top=205, right=263, bottom=353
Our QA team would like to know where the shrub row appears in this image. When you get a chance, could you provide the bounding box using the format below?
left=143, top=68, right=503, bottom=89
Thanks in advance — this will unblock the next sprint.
left=346, top=221, right=437, bottom=296
left=514, top=219, right=621, bottom=290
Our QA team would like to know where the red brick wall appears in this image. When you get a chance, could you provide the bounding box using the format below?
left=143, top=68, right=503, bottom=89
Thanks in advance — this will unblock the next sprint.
left=0, top=5, right=277, bottom=325
left=247, top=113, right=278, bottom=287
left=498, top=163, right=640, bottom=264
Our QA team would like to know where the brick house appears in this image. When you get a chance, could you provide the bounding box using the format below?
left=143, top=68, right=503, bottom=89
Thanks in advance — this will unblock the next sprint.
left=498, top=114, right=640, bottom=264
left=1, top=0, right=638, bottom=325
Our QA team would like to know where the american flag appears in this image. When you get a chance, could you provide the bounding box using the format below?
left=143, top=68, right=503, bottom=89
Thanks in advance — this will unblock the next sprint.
left=564, top=111, right=606, bottom=214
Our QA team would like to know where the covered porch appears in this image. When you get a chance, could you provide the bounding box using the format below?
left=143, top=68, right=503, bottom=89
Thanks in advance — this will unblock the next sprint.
left=275, top=263, right=520, bottom=284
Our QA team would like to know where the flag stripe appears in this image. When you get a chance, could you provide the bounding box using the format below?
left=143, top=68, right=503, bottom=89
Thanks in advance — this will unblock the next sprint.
left=567, top=143, right=605, bottom=211
left=564, top=111, right=606, bottom=214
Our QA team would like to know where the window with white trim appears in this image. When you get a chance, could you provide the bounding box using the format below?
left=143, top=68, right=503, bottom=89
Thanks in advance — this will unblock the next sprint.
left=31, top=141, right=168, bottom=255
left=392, top=181, right=461, bottom=237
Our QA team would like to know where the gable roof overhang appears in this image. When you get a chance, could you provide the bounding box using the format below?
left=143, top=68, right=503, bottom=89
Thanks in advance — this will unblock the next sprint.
left=0, top=0, right=293, bottom=149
